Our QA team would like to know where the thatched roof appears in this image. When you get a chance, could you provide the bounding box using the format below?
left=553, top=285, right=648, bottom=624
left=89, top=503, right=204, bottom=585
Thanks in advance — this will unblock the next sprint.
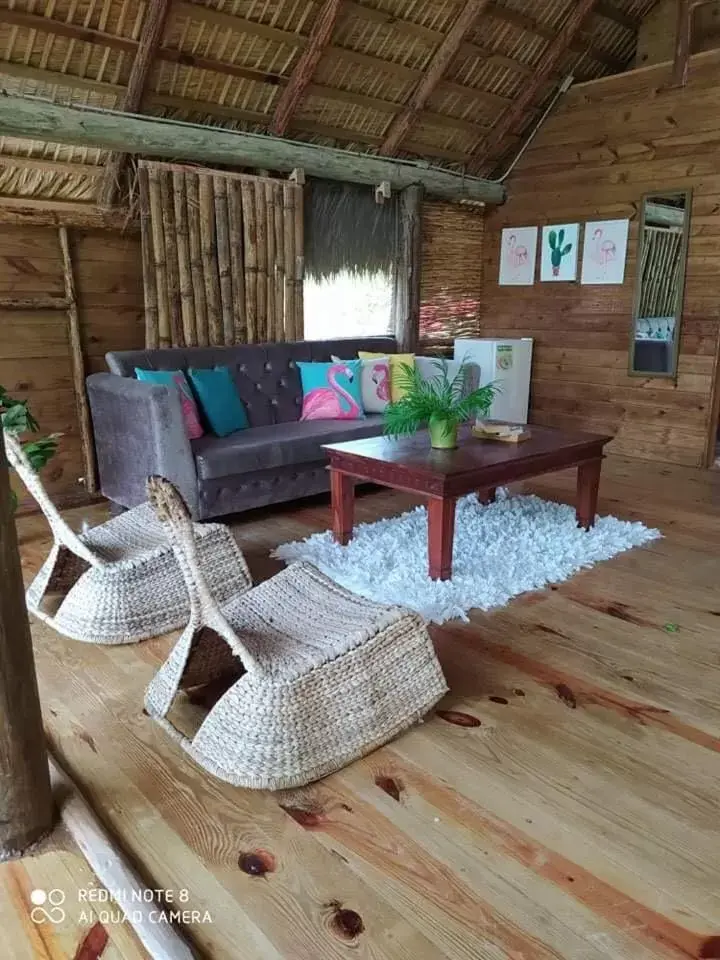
left=0, top=0, right=658, bottom=209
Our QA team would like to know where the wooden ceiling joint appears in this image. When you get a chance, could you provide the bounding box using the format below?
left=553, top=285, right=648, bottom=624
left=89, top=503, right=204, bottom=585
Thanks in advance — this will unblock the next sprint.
left=379, top=0, right=491, bottom=156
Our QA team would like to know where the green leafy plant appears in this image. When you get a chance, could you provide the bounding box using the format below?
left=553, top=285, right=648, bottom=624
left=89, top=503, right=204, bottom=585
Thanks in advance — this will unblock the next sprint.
left=548, top=228, right=573, bottom=276
left=383, top=359, right=497, bottom=450
left=0, top=384, right=60, bottom=510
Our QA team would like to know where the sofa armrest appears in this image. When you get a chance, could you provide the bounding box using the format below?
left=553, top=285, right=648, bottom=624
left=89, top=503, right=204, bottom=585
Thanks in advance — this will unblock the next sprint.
left=87, top=372, right=199, bottom=516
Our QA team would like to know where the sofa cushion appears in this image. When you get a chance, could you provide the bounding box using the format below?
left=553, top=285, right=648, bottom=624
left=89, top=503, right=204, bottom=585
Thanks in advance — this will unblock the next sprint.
left=192, top=415, right=386, bottom=480
left=106, top=337, right=398, bottom=431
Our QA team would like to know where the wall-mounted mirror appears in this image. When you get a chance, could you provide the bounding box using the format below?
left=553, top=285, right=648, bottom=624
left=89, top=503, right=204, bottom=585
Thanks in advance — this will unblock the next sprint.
left=629, top=189, right=691, bottom=378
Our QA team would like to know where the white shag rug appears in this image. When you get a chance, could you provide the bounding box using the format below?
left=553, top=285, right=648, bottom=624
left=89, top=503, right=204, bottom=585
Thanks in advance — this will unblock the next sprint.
left=273, top=491, right=661, bottom=624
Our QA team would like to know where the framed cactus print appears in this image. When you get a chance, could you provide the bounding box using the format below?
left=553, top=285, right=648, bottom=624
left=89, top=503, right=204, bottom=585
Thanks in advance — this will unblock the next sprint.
left=540, top=223, right=579, bottom=282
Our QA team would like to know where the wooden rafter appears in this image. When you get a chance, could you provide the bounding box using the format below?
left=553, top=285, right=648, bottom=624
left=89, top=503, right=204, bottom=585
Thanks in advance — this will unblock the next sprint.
left=98, top=0, right=172, bottom=208
left=671, top=0, right=693, bottom=87
left=379, top=0, right=491, bottom=156
left=485, top=1, right=624, bottom=71
left=468, top=0, right=600, bottom=175
left=594, top=1, right=639, bottom=31
left=271, top=0, right=344, bottom=136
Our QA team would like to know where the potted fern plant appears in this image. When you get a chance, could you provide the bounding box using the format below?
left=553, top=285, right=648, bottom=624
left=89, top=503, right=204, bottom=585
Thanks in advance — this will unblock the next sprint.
left=383, top=360, right=497, bottom=450
left=1, top=385, right=60, bottom=510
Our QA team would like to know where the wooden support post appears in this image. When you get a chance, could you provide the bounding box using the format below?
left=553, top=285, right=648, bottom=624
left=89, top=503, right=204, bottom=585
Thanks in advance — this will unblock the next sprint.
left=98, top=0, right=172, bottom=208
left=58, top=227, right=97, bottom=494
left=392, top=184, right=423, bottom=354
left=671, top=0, right=693, bottom=87
left=0, top=430, right=54, bottom=857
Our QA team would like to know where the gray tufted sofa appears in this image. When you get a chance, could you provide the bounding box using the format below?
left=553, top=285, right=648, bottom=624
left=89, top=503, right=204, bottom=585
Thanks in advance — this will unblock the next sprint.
left=86, top=337, right=397, bottom=520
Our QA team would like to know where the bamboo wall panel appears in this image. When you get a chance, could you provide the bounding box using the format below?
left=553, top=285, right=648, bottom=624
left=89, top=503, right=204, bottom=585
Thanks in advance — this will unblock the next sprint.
left=0, top=226, right=144, bottom=507
left=419, top=200, right=484, bottom=352
left=138, top=161, right=304, bottom=348
left=481, top=55, right=720, bottom=468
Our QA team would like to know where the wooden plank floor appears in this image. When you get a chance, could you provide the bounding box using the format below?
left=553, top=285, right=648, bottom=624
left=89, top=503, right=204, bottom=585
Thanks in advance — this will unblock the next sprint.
left=5, top=456, right=720, bottom=960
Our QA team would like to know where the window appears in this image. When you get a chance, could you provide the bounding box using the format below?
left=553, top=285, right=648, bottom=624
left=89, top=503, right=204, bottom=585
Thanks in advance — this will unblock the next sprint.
left=304, top=269, right=393, bottom=340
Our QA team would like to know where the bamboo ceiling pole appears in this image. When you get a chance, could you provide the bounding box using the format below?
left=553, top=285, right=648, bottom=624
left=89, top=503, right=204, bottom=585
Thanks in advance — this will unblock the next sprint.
left=0, top=430, right=53, bottom=858
left=49, top=752, right=196, bottom=960
left=58, top=227, right=97, bottom=493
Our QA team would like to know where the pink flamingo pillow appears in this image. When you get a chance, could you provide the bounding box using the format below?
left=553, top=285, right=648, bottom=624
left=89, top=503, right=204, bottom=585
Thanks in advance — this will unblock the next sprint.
left=134, top=367, right=204, bottom=439
left=332, top=354, right=390, bottom=413
left=298, top=360, right=365, bottom=421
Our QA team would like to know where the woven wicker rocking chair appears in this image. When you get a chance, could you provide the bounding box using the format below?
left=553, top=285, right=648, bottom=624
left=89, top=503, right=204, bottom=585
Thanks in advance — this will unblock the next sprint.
left=5, top=431, right=251, bottom=644
left=144, top=476, right=448, bottom=790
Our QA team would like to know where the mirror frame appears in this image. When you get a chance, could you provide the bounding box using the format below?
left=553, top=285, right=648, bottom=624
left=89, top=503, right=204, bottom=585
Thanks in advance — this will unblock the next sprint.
left=628, top=187, right=692, bottom=380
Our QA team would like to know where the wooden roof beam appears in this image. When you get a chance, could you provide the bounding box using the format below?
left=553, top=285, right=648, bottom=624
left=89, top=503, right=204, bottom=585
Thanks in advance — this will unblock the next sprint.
left=469, top=0, right=600, bottom=175
left=379, top=0, right=491, bottom=156
left=0, top=97, right=505, bottom=203
left=98, top=1, right=172, bottom=208
left=271, top=0, right=344, bottom=136
left=594, top=1, right=639, bottom=31
left=484, top=1, right=625, bottom=72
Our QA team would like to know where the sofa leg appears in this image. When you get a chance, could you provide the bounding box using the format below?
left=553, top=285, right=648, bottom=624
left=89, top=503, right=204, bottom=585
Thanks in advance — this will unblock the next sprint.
left=108, top=501, right=127, bottom=518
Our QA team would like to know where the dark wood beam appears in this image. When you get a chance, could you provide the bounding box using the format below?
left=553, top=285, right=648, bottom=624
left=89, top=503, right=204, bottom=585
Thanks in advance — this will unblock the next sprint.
left=485, top=1, right=624, bottom=71
left=671, top=0, right=693, bottom=87
left=0, top=430, right=54, bottom=857
left=98, top=0, right=172, bottom=208
left=594, top=1, right=639, bottom=31
left=271, top=0, right=344, bottom=136
left=0, top=97, right=505, bottom=203
left=469, top=0, right=599, bottom=174
left=379, top=0, right=491, bottom=156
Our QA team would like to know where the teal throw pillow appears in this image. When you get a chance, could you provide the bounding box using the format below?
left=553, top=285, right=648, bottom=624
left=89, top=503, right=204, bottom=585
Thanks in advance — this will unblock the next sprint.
left=298, top=360, right=365, bottom=421
left=134, top=368, right=203, bottom=439
left=188, top=366, right=249, bottom=437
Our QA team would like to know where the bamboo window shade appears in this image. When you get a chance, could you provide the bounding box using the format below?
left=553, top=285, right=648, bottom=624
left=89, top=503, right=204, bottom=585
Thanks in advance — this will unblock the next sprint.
left=138, top=161, right=304, bottom=348
left=418, top=201, right=484, bottom=353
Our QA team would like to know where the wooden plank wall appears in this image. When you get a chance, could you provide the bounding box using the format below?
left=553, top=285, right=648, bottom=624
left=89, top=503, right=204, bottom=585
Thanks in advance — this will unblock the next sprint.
left=0, top=226, right=143, bottom=507
left=481, top=52, right=720, bottom=467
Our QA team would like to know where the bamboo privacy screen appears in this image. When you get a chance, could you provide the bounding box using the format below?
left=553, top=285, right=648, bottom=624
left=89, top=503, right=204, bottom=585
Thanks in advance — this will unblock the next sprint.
left=638, top=226, right=683, bottom=319
left=138, top=161, right=304, bottom=348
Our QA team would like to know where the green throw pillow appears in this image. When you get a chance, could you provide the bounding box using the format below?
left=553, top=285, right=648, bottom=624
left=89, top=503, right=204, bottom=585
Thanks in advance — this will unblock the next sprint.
left=188, top=366, right=249, bottom=437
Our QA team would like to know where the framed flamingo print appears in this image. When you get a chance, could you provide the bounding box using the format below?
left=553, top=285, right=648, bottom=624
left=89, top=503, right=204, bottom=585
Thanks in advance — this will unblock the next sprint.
left=581, top=219, right=630, bottom=285
left=498, top=226, right=538, bottom=285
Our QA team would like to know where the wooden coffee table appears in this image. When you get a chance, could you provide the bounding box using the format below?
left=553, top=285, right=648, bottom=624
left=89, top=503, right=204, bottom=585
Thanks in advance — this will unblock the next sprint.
left=323, top=424, right=613, bottom=581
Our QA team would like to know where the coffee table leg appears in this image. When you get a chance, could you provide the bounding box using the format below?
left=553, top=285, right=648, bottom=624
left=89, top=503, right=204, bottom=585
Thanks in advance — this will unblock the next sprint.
left=576, top=458, right=602, bottom=530
left=331, top=469, right=354, bottom=545
left=477, top=486, right=497, bottom=505
left=428, top=496, right=455, bottom=580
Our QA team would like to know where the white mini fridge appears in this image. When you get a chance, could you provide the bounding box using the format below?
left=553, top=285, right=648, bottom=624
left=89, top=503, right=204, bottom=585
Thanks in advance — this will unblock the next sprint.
left=454, top=338, right=533, bottom=424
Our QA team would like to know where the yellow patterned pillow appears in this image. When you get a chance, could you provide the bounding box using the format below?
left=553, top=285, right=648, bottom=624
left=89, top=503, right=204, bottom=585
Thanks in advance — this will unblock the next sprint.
left=358, top=352, right=415, bottom=402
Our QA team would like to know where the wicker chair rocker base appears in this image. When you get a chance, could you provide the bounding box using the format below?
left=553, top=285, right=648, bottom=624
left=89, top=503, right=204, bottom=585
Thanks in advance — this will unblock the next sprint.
left=26, top=505, right=251, bottom=645
left=149, top=600, right=447, bottom=790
